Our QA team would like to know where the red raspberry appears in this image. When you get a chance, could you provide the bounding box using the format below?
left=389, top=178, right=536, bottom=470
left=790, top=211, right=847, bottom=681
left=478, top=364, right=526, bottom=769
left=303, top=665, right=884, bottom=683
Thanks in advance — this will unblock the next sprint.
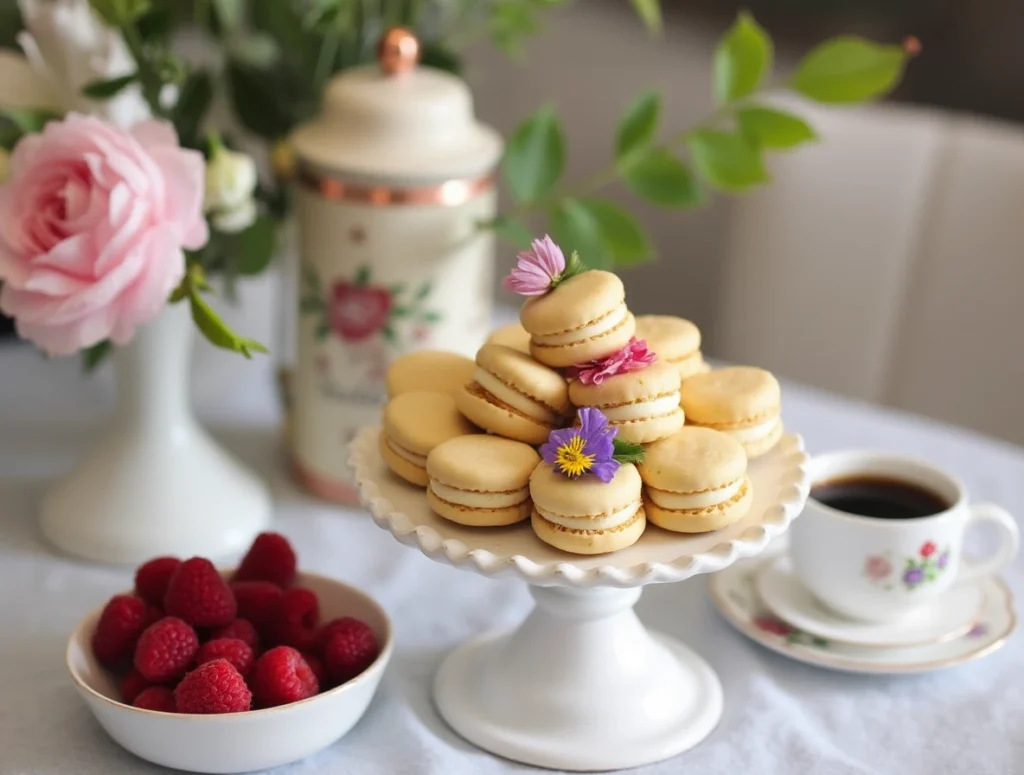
left=269, top=587, right=320, bottom=650
left=92, top=595, right=150, bottom=666
left=175, top=659, right=251, bottom=714
left=119, top=668, right=151, bottom=703
left=209, top=618, right=259, bottom=652
left=133, top=686, right=176, bottom=712
left=196, top=638, right=254, bottom=679
left=134, top=617, right=199, bottom=683
left=134, top=557, right=181, bottom=607
left=251, top=646, right=319, bottom=708
left=230, top=581, right=282, bottom=636
left=234, top=532, right=297, bottom=587
left=300, top=652, right=326, bottom=686
left=164, top=557, right=236, bottom=628
left=323, top=618, right=379, bottom=684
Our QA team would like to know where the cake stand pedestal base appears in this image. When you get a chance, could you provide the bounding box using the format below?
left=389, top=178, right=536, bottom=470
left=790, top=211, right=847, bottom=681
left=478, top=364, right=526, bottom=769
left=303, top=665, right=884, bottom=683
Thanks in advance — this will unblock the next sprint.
left=433, top=585, right=723, bottom=772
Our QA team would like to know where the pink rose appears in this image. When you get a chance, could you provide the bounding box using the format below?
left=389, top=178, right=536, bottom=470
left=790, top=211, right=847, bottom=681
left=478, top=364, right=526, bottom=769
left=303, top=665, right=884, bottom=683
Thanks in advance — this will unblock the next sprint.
left=864, top=555, right=893, bottom=581
left=0, top=114, right=208, bottom=355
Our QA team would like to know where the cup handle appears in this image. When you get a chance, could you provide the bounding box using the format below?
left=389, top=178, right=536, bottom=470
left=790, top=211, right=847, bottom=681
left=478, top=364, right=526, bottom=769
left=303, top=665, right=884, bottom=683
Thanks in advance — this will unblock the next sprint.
left=956, top=503, right=1020, bottom=582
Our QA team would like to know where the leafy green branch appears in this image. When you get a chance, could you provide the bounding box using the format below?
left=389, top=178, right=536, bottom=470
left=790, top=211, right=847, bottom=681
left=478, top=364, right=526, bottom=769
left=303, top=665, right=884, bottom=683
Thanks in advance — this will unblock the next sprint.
left=489, top=12, right=913, bottom=268
left=171, top=262, right=268, bottom=358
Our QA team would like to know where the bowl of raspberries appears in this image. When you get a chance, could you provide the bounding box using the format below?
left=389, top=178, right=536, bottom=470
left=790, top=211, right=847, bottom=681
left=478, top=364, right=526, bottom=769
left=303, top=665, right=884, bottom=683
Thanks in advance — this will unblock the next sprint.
left=65, top=533, right=391, bottom=773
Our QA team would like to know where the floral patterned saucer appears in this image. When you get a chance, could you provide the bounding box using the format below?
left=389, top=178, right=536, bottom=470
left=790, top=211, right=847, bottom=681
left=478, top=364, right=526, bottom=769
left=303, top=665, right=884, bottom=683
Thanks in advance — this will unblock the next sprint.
left=709, top=555, right=1016, bottom=674
left=755, top=555, right=982, bottom=648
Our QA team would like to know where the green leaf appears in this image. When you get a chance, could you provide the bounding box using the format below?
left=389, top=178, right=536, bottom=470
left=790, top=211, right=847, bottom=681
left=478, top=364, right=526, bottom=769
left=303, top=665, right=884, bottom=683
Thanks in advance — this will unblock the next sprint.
left=381, top=324, right=396, bottom=343
left=615, top=91, right=660, bottom=162
left=315, top=321, right=330, bottom=340
left=791, top=36, right=907, bottom=104
left=622, top=148, right=702, bottom=207
left=82, top=341, right=112, bottom=373
left=557, top=250, right=589, bottom=284
left=81, top=73, right=138, bottom=100
left=612, top=438, right=645, bottom=464
left=389, top=283, right=406, bottom=295
left=629, top=0, right=662, bottom=35
left=414, top=282, right=432, bottom=301
left=189, top=290, right=269, bottom=358
left=173, top=70, right=213, bottom=147
left=392, top=306, right=410, bottom=318
left=299, top=298, right=324, bottom=314
left=577, top=198, right=653, bottom=266
left=0, top=107, right=61, bottom=135
left=90, top=0, right=151, bottom=26
left=211, top=0, right=244, bottom=33
left=229, top=214, right=277, bottom=275
left=489, top=1, right=542, bottom=58
left=713, top=11, right=772, bottom=103
left=420, top=44, right=463, bottom=75
left=354, top=265, right=371, bottom=286
left=486, top=215, right=534, bottom=250
left=226, top=61, right=306, bottom=140
left=550, top=199, right=610, bottom=270
left=301, top=263, right=321, bottom=292
left=421, top=310, right=443, bottom=322
left=736, top=106, right=817, bottom=150
left=501, top=106, right=565, bottom=204
left=687, top=129, right=768, bottom=191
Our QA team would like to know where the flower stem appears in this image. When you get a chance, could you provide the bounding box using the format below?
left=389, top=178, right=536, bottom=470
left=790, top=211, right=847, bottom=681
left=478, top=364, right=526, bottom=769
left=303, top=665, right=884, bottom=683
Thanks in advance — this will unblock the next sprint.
left=121, top=23, right=167, bottom=119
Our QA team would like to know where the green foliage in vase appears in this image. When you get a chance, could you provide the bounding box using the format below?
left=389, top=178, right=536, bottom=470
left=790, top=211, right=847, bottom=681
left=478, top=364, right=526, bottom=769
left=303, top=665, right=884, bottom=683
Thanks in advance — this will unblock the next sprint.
left=494, top=11, right=912, bottom=268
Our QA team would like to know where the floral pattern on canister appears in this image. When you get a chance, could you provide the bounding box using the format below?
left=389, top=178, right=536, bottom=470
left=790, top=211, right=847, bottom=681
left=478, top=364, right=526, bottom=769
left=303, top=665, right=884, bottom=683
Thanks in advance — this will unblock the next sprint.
left=864, top=542, right=950, bottom=591
left=301, top=263, right=441, bottom=349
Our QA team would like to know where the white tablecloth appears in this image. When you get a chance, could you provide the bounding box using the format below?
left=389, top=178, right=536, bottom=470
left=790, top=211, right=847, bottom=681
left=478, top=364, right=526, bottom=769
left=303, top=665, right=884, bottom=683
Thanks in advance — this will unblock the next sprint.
left=0, top=343, right=1020, bottom=775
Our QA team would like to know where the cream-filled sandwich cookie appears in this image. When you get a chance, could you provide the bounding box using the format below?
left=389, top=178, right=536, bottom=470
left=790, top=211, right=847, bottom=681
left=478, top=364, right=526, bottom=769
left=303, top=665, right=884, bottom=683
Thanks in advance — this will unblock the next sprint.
left=639, top=426, right=752, bottom=533
left=569, top=360, right=684, bottom=445
left=635, top=315, right=710, bottom=382
left=426, top=435, right=540, bottom=526
left=386, top=350, right=476, bottom=398
left=380, top=391, right=476, bottom=486
left=529, top=463, right=645, bottom=555
left=485, top=322, right=531, bottom=354
left=521, top=270, right=636, bottom=368
left=680, top=366, right=783, bottom=459
left=456, top=344, right=570, bottom=444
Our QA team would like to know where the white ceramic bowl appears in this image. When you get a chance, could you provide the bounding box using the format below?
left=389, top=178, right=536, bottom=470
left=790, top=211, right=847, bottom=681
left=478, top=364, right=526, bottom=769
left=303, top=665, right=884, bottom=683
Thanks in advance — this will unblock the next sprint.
left=66, top=571, right=393, bottom=774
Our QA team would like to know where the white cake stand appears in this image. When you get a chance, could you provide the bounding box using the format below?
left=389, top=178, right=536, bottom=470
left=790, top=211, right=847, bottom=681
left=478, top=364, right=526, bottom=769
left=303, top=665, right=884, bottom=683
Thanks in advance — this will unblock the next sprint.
left=349, top=427, right=809, bottom=771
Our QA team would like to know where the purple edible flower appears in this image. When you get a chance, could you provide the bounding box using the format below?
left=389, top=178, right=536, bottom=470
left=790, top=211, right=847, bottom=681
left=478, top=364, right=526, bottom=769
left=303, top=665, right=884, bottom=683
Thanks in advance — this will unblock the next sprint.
left=903, top=567, right=925, bottom=587
left=540, top=407, right=620, bottom=482
left=502, top=235, right=566, bottom=296
left=937, top=551, right=949, bottom=569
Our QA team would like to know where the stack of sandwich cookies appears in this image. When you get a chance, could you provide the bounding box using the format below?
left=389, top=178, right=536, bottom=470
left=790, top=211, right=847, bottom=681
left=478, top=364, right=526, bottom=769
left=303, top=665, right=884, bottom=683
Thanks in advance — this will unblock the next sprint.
left=639, top=427, right=753, bottom=532
left=426, top=435, right=540, bottom=526
left=635, top=315, right=709, bottom=382
left=386, top=350, right=476, bottom=398
left=530, top=463, right=645, bottom=554
left=456, top=344, right=570, bottom=444
left=521, top=270, right=636, bottom=368
left=568, top=359, right=684, bottom=445
left=380, top=391, right=476, bottom=486
left=680, top=366, right=783, bottom=459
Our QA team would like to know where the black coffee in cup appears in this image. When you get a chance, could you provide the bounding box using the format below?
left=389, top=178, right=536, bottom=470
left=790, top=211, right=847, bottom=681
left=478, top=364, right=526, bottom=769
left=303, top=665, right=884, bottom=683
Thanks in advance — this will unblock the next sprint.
left=810, top=476, right=951, bottom=520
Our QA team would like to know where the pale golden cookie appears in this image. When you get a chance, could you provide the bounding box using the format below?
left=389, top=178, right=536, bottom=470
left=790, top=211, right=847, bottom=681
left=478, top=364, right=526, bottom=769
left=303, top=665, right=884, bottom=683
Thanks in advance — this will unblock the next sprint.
left=635, top=315, right=710, bottom=382
left=456, top=344, right=569, bottom=444
left=485, top=322, right=531, bottom=354
left=568, top=360, right=684, bottom=445
left=521, top=271, right=636, bottom=368
left=381, top=391, right=476, bottom=486
left=426, top=435, right=540, bottom=527
left=680, top=367, right=783, bottom=459
left=386, top=350, right=476, bottom=398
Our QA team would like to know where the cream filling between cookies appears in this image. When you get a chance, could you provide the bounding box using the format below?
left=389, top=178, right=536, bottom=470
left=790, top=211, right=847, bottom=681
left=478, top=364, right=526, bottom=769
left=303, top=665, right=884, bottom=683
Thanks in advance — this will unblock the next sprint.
left=473, top=369, right=558, bottom=424
left=535, top=500, right=641, bottom=531
left=386, top=437, right=427, bottom=468
left=600, top=393, right=681, bottom=423
left=722, top=416, right=781, bottom=444
left=531, top=302, right=628, bottom=347
left=648, top=477, right=743, bottom=510
left=430, top=480, right=529, bottom=509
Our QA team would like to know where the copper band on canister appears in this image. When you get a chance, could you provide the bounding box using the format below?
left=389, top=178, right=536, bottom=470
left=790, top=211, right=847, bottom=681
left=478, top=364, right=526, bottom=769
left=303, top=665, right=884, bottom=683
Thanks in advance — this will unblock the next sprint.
left=297, top=164, right=494, bottom=207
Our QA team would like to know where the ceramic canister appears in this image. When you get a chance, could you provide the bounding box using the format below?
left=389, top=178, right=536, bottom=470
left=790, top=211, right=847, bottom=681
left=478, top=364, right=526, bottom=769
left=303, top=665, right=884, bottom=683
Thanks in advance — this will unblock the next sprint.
left=289, top=30, right=502, bottom=503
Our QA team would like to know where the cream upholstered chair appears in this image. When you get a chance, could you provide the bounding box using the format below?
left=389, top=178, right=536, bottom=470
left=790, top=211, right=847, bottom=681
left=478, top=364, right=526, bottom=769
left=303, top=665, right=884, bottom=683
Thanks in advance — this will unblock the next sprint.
left=713, top=102, right=1024, bottom=445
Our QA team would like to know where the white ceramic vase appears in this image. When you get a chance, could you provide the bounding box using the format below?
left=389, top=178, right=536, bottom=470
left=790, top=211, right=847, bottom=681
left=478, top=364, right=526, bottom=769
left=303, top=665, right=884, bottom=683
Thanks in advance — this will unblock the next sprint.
left=39, top=303, right=272, bottom=565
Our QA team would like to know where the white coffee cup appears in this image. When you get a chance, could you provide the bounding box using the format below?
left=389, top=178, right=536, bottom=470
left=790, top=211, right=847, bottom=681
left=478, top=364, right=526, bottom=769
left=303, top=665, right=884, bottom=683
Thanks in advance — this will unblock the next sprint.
left=789, top=451, right=1019, bottom=622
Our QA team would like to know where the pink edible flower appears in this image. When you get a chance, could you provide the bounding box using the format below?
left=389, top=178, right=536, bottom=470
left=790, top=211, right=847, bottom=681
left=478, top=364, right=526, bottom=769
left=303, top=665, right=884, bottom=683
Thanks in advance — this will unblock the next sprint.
left=567, top=338, right=657, bottom=385
left=502, top=235, right=566, bottom=296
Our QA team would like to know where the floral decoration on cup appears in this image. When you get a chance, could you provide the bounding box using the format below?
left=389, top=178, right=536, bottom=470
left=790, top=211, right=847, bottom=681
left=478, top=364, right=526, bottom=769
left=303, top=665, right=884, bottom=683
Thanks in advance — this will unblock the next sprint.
left=753, top=614, right=829, bottom=648
left=539, top=407, right=644, bottom=482
left=566, top=338, right=657, bottom=385
left=502, top=235, right=587, bottom=296
left=863, top=542, right=950, bottom=591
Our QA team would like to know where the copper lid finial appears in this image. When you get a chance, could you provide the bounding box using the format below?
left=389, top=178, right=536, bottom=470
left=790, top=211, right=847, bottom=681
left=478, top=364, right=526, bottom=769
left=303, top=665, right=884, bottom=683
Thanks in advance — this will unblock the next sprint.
left=378, top=27, right=420, bottom=76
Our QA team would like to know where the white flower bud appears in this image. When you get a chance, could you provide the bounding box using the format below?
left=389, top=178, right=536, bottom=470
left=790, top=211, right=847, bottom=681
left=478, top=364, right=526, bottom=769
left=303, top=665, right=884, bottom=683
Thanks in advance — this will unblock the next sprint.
left=204, top=147, right=259, bottom=232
